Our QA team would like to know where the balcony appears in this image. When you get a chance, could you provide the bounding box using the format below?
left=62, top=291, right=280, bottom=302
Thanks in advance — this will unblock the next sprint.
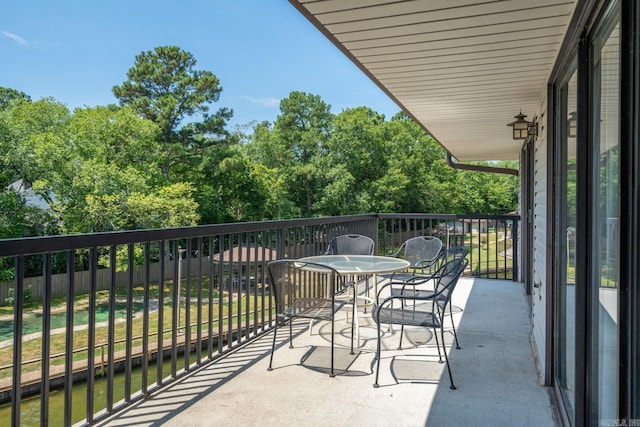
left=95, top=276, right=554, bottom=426
left=0, top=214, right=553, bottom=426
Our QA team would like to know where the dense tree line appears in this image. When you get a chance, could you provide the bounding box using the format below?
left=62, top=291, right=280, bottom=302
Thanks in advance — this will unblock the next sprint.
left=0, top=46, right=518, bottom=243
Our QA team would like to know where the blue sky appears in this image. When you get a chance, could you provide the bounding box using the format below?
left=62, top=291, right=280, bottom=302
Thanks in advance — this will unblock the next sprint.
left=1, top=1, right=400, bottom=130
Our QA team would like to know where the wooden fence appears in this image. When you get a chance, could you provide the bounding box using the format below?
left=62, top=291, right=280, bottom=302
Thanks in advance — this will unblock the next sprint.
left=0, top=258, right=205, bottom=306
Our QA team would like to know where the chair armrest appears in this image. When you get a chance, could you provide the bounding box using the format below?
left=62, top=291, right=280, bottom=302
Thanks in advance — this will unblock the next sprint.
left=428, top=249, right=466, bottom=277
left=376, top=282, right=394, bottom=301
left=387, top=269, right=438, bottom=286
left=376, top=278, right=437, bottom=302
left=414, top=258, right=437, bottom=268
left=386, top=241, right=407, bottom=258
left=376, top=291, right=438, bottom=310
left=386, top=248, right=402, bottom=258
left=399, top=273, right=435, bottom=285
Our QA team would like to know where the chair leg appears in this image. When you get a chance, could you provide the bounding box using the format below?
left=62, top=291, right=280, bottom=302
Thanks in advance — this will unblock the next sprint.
left=398, top=325, right=405, bottom=350
left=289, top=318, right=294, bottom=349
left=350, top=296, right=356, bottom=355
left=330, top=314, right=335, bottom=377
left=440, top=324, right=456, bottom=390
left=353, top=293, right=360, bottom=349
left=268, top=322, right=278, bottom=371
left=450, top=304, right=461, bottom=349
left=433, top=327, right=443, bottom=363
left=363, top=276, right=369, bottom=314
left=374, top=320, right=382, bottom=388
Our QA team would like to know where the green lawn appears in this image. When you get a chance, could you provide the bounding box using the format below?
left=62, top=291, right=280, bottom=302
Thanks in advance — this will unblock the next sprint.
left=0, top=279, right=273, bottom=380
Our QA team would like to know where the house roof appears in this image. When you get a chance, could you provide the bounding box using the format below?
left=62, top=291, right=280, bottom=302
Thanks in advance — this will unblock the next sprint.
left=289, top=0, right=577, bottom=161
left=6, top=179, right=52, bottom=210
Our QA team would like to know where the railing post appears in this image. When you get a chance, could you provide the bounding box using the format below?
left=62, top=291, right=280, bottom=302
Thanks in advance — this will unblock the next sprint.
left=512, top=217, right=519, bottom=281
left=86, top=248, right=97, bottom=423
left=373, top=216, right=379, bottom=254
left=64, top=251, right=75, bottom=427
left=40, top=253, right=51, bottom=427
left=276, top=228, right=285, bottom=260
left=11, top=256, right=24, bottom=427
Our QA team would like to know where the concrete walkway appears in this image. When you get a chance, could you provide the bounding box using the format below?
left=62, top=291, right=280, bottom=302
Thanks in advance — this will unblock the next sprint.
left=96, top=278, right=557, bottom=427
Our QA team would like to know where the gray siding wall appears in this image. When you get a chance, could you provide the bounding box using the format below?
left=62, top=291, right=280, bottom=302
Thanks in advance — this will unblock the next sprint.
left=531, top=95, right=548, bottom=381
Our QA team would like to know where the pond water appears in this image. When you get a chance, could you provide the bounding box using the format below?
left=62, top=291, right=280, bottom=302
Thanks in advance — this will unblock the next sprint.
left=0, top=355, right=182, bottom=426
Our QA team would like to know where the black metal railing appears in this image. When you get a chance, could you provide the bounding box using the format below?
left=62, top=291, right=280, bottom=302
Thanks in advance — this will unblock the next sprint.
left=377, top=214, right=519, bottom=280
left=0, top=213, right=518, bottom=426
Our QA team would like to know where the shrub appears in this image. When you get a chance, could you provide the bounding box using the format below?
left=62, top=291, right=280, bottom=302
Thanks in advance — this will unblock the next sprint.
left=4, top=285, right=33, bottom=307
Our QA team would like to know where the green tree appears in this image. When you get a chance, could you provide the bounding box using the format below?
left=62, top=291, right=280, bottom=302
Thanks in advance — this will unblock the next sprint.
left=113, top=46, right=232, bottom=179
left=61, top=164, right=200, bottom=233
left=0, top=189, right=53, bottom=239
left=53, top=159, right=150, bottom=233
left=272, top=91, right=333, bottom=215
left=312, top=163, right=358, bottom=215
left=196, top=142, right=297, bottom=224
left=374, top=113, right=450, bottom=214
left=0, top=87, right=31, bottom=111
left=244, top=121, right=286, bottom=169
left=0, top=98, right=70, bottom=238
left=320, top=107, right=388, bottom=214
left=0, top=97, right=204, bottom=236
left=240, top=121, right=303, bottom=220
left=39, top=106, right=164, bottom=233
left=452, top=163, right=518, bottom=214
left=69, top=105, right=161, bottom=172
left=125, top=182, right=200, bottom=229
left=0, top=98, right=70, bottom=187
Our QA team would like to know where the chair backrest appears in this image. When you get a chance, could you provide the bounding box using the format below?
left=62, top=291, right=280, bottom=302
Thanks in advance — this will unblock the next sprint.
left=401, top=236, right=443, bottom=269
left=432, top=257, right=469, bottom=315
left=326, top=234, right=374, bottom=255
left=267, top=259, right=341, bottom=313
left=442, top=246, right=469, bottom=262
left=434, top=245, right=469, bottom=270
left=443, top=245, right=469, bottom=260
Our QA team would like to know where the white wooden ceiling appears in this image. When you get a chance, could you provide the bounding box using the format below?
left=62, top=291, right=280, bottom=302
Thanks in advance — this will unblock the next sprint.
left=289, top=0, right=577, bottom=161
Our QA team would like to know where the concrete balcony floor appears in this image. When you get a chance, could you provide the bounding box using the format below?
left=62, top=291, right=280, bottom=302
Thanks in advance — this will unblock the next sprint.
left=97, top=278, right=556, bottom=427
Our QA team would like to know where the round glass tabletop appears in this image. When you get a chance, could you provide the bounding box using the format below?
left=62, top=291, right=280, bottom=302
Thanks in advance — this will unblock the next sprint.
left=296, top=255, right=410, bottom=274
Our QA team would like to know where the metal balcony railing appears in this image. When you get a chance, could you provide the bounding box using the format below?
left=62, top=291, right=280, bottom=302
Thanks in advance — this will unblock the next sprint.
left=378, top=214, right=519, bottom=280
left=0, top=213, right=518, bottom=426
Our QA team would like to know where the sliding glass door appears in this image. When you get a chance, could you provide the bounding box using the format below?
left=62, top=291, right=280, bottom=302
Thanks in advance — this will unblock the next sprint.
left=555, top=64, right=578, bottom=425
left=553, top=2, right=621, bottom=424
left=590, top=11, right=620, bottom=421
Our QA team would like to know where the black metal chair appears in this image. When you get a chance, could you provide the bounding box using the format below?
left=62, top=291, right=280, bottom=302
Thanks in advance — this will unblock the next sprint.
left=373, top=257, right=468, bottom=389
left=378, top=236, right=443, bottom=284
left=325, top=234, right=375, bottom=256
left=431, top=245, right=469, bottom=273
left=325, top=233, right=375, bottom=296
left=266, top=259, right=354, bottom=377
left=392, top=244, right=470, bottom=295
left=386, top=245, right=469, bottom=349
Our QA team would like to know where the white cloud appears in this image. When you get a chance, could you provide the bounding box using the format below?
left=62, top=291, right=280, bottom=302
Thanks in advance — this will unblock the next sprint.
left=243, top=96, right=280, bottom=107
left=1, top=30, right=28, bottom=45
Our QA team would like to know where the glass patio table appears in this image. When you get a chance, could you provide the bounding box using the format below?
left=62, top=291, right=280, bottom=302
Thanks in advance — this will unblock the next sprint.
left=296, top=254, right=411, bottom=304
left=296, top=255, right=411, bottom=347
left=297, top=254, right=409, bottom=277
